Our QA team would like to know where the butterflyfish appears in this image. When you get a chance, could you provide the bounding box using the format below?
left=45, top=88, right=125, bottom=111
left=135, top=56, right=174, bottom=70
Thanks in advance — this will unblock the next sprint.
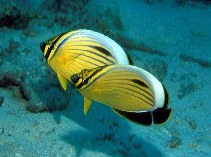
left=70, top=65, right=171, bottom=126
left=40, top=29, right=130, bottom=91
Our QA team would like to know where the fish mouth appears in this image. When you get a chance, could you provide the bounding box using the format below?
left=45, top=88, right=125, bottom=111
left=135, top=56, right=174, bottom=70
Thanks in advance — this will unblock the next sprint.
left=40, top=42, right=45, bottom=53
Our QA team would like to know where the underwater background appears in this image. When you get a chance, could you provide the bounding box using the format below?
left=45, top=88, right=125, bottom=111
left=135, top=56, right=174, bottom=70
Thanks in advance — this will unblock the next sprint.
left=0, top=0, right=210, bottom=156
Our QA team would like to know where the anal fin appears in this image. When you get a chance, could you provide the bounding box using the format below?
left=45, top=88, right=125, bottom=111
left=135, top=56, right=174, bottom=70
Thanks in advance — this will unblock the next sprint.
left=112, top=109, right=152, bottom=126
left=84, top=97, right=92, bottom=115
left=57, top=74, right=68, bottom=91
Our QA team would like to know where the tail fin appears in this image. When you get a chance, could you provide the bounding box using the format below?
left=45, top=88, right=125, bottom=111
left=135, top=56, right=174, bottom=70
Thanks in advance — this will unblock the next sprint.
left=112, top=85, right=171, bottom=126
left=113, top=109, right=152, bottom=126
left=152, top=86, right=171, bottom=124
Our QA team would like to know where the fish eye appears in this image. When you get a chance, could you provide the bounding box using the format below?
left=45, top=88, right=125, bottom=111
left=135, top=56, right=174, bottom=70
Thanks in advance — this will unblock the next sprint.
left=40, top=42, right=45, bottom=52
left=71, top=74, right=79, bottom=83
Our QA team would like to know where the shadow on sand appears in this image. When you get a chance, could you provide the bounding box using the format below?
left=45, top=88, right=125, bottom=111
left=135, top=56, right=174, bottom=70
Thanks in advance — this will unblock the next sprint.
left=51, top=89, right=163, bottom=157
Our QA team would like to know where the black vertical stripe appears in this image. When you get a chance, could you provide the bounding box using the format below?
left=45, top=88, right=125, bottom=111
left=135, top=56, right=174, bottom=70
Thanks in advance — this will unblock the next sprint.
left=45, top=33, right=65, bottom=60
left=76, top=66, right=108, bottom=89
left=77, top=78, right=89, bottom=89
left=131, top=79, right=149, bottom=88
left=163, top=86, right=169, bottom=110
left=88, top=45, right=112, bottom=57
left=114, top=109, right=153, bottom=126
left=69, top=48, right=115, bottom=64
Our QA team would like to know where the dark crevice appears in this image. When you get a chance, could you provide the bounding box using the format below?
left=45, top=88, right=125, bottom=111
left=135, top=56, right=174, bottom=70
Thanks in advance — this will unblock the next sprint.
left=0, top=5, right=31, bottom=29
left=19, top=85, right=30, bottom=101
left=0, top=96, right=4, bottom=107
left=0, top=75, right=29, bottom=102
left=26, top=104, right=68, bottom=113
left=180, top=54, right=211, bottom=68
left=0, top=76, right=20, bottom=88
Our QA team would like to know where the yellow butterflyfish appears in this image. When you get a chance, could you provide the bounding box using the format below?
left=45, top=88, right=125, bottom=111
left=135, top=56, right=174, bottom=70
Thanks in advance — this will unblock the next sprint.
left=40, top=29, right=130, bottom=91
left=70, top=65, right=171, bottom=126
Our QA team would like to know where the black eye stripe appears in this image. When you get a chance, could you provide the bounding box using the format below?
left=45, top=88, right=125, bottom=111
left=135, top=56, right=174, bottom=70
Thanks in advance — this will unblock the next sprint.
left=40, top=42, right=45, bottom=52
left=45, top=33, right=65, bottom=60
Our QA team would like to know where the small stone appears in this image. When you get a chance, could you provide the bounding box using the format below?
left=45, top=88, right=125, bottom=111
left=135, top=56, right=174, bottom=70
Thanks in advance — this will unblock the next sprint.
left=167, top=136, right=182, bottom=149
left=185, top=118, right=197, bottom=130
left=15, top=153, right=23, bottom=157
left=0, top=128, right=4, bottom=135
left=0, top=96, right=4, bottom=107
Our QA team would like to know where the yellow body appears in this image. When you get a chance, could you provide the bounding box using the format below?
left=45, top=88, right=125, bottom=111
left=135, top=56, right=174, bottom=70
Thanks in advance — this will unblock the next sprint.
left=40, top=29, right=129, bottom=90
left=40, top=30, right=171, bottom=125
left=72, top=65, right=165, bottom=112
left=70, top=64, right=171, bottom=125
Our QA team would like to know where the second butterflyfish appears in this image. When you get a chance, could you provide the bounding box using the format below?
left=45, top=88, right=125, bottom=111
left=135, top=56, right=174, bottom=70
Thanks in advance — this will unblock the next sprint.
left=70, top=65, right=171, bottom=126
left=40, top=29, right=131, bottom=91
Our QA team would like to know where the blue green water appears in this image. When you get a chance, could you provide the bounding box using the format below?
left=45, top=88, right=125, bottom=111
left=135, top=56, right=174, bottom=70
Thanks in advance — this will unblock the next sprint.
left=0, top=0, right=210, bottom=156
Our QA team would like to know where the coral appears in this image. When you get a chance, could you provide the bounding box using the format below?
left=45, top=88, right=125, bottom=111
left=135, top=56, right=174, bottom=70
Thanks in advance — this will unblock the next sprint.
left=0, top=70, right=28, bottom=102
left=0, top=65, right=71, bottom=112
left=22, top=70, right=71, bottom=113
left=0, top=4, right=30, bottom=29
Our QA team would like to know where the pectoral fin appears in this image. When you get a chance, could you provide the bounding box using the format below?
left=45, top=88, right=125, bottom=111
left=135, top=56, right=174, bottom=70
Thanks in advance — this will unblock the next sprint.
left=57, top=74, right=68, bottom=91
left=84, top=97, right=92, bottom=115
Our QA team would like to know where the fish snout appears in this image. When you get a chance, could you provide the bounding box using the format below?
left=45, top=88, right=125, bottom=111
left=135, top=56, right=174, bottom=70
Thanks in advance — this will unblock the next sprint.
left=40, top=42, right=45, bottom=53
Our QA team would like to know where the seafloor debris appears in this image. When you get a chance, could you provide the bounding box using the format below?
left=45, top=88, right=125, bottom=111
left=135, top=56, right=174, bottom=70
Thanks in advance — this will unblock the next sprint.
left=167, top=129, right=182, bottom=149
left=180, top=54, right=211, bottom=68
left=170, top=72, right=199, bottom=99
left=167, top=136, right=182, bottom=149
left=178, top=80, right=197, bottom=99
left=4, top=39, right=20, bottom=54
left=185, top=117, right=197, bottom=130
left=177, top=74, right=199, bottom=99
